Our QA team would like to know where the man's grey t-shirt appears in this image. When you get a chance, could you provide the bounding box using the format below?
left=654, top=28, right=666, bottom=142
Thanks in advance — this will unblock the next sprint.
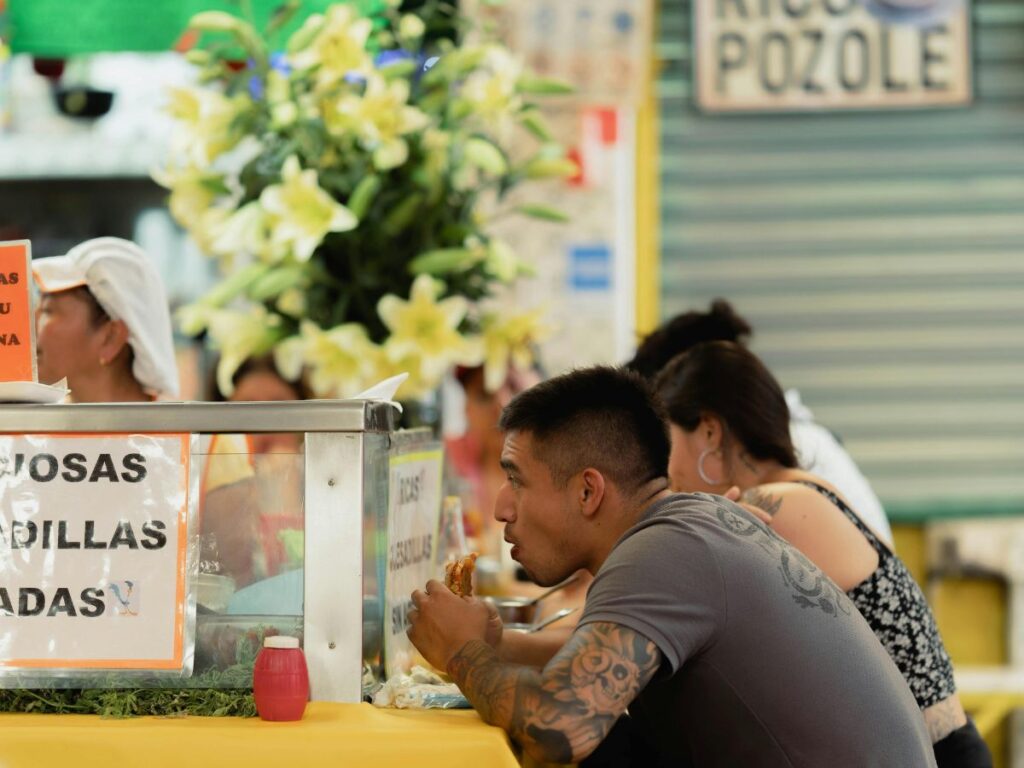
left=579, top=494, right=935, bottom=768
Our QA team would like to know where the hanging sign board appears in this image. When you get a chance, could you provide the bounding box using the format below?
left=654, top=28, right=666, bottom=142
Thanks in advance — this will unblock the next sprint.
left=0, top=434, right=191, bottom=670
left=383, top=447, right=443, bottom=679
left=693, top=0, right=972, bottom=111
left=0, top=241, right=36, bottom=383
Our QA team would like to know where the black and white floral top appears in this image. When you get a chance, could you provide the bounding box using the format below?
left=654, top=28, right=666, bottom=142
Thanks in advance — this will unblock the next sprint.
left=799, top=480, right=956, bottom=709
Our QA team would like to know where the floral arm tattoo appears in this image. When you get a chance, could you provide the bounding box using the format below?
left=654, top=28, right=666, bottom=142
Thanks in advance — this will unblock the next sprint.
left=447, top=622, right=661, bottom=764
left=741, top=487, right=783, bottom=519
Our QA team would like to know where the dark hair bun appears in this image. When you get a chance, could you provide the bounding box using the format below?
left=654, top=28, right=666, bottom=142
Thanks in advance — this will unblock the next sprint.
left=626, top=298, right=753, bottom=380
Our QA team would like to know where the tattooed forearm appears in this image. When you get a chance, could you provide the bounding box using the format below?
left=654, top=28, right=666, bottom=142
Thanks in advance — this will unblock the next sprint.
left=448, top=624, right=661, bottom=764
left=448, top=640, right=533, bottom=731
left=741, top=487, right=783, bottom=518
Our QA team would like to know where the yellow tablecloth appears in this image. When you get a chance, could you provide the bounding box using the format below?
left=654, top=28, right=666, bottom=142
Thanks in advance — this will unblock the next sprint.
left=0, top=702, right=520, bottom=768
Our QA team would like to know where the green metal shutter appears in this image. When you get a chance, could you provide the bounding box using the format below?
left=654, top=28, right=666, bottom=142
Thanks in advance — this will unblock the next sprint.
left=656, top=0, right=1024, bottom=517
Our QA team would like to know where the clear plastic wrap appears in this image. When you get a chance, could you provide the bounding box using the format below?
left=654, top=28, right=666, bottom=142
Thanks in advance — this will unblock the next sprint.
left=372, top=665, right=470, bottom=710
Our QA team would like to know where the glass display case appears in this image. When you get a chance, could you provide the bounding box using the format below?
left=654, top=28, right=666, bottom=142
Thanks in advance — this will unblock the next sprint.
left=0, top=399, right=395, bottom=703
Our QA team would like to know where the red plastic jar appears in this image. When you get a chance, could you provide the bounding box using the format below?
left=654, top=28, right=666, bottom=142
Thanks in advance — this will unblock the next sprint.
left=253, top=635, right=309, bottom=721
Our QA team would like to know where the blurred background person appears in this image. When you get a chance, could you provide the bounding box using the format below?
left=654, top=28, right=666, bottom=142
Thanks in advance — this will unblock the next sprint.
left=654, top=341, right=991, bottom=766
left=32, top=236, right=179, bottom=403
left=627, top=298, right=893, bottom=547
left=200, top=356, right=308, bottom=593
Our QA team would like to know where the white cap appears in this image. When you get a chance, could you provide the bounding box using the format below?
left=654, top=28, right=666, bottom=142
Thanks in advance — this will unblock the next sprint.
left=264, top=635, right=300, bottom=649
left=33, top=237, right=180, bottom=398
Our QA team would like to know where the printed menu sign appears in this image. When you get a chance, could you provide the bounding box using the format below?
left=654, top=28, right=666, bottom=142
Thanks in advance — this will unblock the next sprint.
left=693, top=0, right=972, bottom=111
left=383, top=448, right=443, bottom=679
left=0, top=434, right=190, bottom=670
left=0, top=240, right=35, bottom=383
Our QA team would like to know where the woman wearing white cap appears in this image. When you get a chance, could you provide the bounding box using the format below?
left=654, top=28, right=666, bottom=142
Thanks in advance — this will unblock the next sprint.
left=32, top=237, right=179, bottom=402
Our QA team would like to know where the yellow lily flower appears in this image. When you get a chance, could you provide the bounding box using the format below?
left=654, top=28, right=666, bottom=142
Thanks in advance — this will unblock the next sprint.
left=165, top=86, right=247, bottom=163
left=327, top=75, right=431, bottom=170
left=206, top=306, right=284, bottom=397
left=175, top=302, right=215, bottom=336
left=372, top=340, right=435, bottom=402
left=285, top=320, right=379, bottom=398
left=292, top=4, right=373, bottom=90
left=484, top=238, right=521, bottom=283
left=377, top=275, right=482, bottom=385
left=276, top=288, right=307, bottom=318
left=398, top=14, right=426, bottom=43
left=260, top=155, right=359, bottom=261
left=480, top=308, right=551, bottom=392
left=208, top=201, right=273, bottom=262
left=459, top=45, right=523, bottom=138
left=152, top=165, right=221, bottom=230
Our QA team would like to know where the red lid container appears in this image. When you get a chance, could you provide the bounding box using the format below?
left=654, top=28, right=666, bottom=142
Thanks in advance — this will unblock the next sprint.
left=253, top=636, right=309, bottom=721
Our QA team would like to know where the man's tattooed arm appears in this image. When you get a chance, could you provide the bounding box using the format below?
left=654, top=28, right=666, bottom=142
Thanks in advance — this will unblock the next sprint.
left=741, top=487, right=783, bottom=519
left=447, top=622, right=661, bottom=764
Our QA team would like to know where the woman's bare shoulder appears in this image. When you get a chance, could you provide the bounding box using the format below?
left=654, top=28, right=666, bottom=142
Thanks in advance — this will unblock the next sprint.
left=740, top=481, right=832, bottom=522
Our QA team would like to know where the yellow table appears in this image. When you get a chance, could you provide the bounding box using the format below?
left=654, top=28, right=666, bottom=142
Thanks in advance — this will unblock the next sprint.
left=0, top=701, right=521, bottom=768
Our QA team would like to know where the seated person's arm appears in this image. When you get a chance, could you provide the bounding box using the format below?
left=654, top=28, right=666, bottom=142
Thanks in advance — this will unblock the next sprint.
left=448, top=621, right=661, bottom=764
left=495, top=625, right=573, bottom=668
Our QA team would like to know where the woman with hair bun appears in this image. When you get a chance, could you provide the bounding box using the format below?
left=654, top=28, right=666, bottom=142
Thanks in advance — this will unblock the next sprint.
left=628, top=298, right=893, bottom=545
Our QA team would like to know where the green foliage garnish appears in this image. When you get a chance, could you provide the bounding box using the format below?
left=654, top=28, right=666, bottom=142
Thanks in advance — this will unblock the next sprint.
left=0, top=662, right=257, bottom=718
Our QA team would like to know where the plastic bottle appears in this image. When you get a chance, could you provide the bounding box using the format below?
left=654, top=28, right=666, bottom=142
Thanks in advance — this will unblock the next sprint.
left=253, top=635, right=309, bottom=721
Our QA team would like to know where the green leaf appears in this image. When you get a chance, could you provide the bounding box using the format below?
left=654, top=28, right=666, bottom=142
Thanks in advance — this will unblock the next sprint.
left=378, top=59, right=418, bottom=80
left=265, top=1, right=301, bottom=37
left=184, top=49, right=213, bottom=67
left=188, top=11, right=247, bottom=35
left=523, top=157, right=578, bottom=180
left=348, top=175, right=382, bottom=219
left=189, top=11, right=267, bottom=65
left=515, top=204, right=570, bottom=223
left=248, top=266, right=307, bottom=301
left=204, top=263, right=270, bottom=307
left=464, top=138, right=508, bottom=176
left=286, top=13, right=326, bottom=53
left=447, top=99, right=473, bottom=122
left=409, top=248, right=476, bottom=275
left=519, top=110, right=553, bottom=142
left=517, top=76, right=575, bottom=95
left=382, top=193, right=425, bottom=236
left=199, top=175, right=232, bottom=197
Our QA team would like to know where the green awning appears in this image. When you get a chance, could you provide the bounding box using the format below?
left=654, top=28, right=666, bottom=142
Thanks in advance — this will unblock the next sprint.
left=8, top=0, right=385, bottom=56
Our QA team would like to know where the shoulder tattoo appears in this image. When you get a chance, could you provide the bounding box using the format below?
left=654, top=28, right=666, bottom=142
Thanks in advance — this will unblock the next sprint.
left=741, top=487, right=783, bottom=518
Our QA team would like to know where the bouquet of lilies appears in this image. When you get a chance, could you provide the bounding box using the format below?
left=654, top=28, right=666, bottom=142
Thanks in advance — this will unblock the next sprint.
left=157, top=0, right=574, bottom=399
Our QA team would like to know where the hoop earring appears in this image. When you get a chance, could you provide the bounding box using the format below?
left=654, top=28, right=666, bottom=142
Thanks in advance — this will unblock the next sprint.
left=697, top=449, right=721, bottom=486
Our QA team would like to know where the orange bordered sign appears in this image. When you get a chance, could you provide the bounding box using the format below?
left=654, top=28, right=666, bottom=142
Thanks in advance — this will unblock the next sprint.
left=0, top=433, right=191, bottom=672
left=0, top=241, right=36, bottom=384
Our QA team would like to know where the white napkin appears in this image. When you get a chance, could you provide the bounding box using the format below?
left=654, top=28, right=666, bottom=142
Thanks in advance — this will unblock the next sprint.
left=352, top=373, right=409, bottom=414
left=0, top=378, right=70, bottom=404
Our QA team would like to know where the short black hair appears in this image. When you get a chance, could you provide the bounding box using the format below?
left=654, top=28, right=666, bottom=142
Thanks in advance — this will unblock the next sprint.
left=654, top=341, right=797, bottom=468
left=627, top=298, right=752, bottom=381
left=498, top=366, right=670, bottom=494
